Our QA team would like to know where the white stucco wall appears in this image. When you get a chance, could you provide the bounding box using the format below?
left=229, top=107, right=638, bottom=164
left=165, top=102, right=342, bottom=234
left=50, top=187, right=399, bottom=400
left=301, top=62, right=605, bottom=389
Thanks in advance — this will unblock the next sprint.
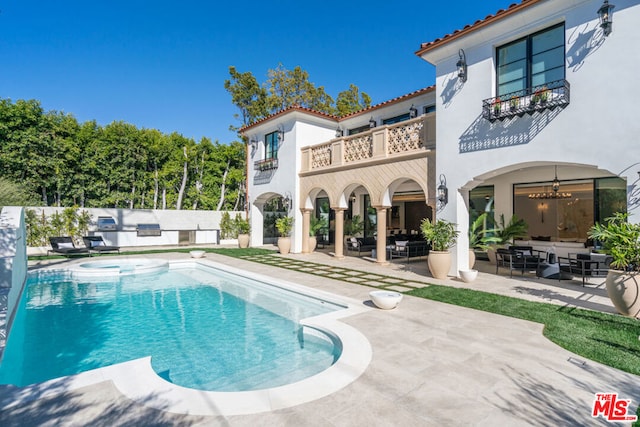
left=26, top=207, right=238, bottom=249
left=246, top=112, right=336, bottom=252
left=421, top=0, right=640, bottom=274
left=0, top=207, right=27, bottom=362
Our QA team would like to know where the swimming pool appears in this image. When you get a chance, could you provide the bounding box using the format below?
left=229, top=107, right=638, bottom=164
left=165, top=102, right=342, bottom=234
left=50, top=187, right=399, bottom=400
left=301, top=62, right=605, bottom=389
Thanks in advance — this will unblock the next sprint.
left=0, top=258, right=372, bottom=415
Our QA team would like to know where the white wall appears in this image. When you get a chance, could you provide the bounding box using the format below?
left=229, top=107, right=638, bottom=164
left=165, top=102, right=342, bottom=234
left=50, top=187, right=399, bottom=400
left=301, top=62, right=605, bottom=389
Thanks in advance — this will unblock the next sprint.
left=424, top=0, right=640, bottom=274
left=0, top=207, right=27, bottom=362
left=26, top=207, right=241, bottom=248
left=247, top=112, right=336, bottom=252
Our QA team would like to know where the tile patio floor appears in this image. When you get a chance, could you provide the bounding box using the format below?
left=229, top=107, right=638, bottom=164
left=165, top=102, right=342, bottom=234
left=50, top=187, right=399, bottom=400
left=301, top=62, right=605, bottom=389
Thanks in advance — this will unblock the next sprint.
left=1, top=247, right=638, bottom=426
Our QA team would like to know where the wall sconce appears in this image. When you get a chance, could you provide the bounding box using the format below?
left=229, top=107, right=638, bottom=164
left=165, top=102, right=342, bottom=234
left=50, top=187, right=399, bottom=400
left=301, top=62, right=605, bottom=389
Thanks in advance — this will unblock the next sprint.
left=335, top=126, right=343, bottom=138
left=409, top=104, right=418, bottom=119
left=282, top=192, right=292, bottom=212
left=350, top=193, right=356, bottom=204
left=369, top=116, right=376, bottom=128
left=437, top=174, right=448, bottom=206
left=277, top=124, right=285, bottom=142
left=456, top=49, right=467, bottom=82
left=598, top=0, right=615, bottom=36
left=249, top=136, right=258, bottom=150
left=538, top=202, right=548, bottom=223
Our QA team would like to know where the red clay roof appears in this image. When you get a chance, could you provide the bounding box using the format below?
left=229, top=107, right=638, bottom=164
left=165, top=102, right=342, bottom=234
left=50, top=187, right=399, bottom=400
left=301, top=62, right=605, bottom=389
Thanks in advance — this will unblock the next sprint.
left=415, top=0, right=544, bottom=57
left=240, top=86, right=435, bottom=134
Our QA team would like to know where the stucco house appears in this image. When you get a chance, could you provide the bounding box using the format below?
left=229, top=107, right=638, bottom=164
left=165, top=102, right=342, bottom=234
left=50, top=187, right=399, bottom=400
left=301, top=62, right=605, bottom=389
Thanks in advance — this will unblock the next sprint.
left=242, top=0, right=639, bottom=277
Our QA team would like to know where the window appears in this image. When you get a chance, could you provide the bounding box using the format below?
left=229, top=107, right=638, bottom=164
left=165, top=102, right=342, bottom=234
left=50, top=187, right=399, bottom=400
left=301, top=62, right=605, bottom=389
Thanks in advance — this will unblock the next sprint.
left=497, top=23, right=565, bottom=96
left=423, top=105, right=436, bottom=114
left=265, top=131, right=278, bottom=160
left=382, top=113, right=410, bottom=125
left=348, top=125, right=371, bottom=136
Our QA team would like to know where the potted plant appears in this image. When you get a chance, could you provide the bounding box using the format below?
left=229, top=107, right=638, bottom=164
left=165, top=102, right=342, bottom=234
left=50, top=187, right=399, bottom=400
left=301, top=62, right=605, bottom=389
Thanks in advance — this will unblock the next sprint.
left=509, top=96, right=519, bottom=111
left=493, top=97, right=502, bottom=115
left=540, top=86, right=549, bottom=104
left=420, top=218, right=459, bottom=279
left=468, top=212, right=500, bottom=268
left=588, top=213, right=640, bottom=318
left=486, top=214, right=528, bottom=264
left=275, top=216, right=294, bottom=254
left=235, top=214, right=250, bottom=249
left=308, top=216, right=327, bottom=252
left=344, top=214, right=364, bottom=237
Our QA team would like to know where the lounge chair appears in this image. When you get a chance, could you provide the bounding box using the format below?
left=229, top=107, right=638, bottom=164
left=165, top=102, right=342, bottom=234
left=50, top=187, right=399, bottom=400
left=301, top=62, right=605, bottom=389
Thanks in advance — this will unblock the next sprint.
left=83, top=236, right=120, bottom=254
left=48, top=236, right=91, bottom=257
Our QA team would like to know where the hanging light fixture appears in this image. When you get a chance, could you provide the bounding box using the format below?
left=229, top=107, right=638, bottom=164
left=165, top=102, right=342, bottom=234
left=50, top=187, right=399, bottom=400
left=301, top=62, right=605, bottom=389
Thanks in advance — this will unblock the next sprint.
left=369, top=116, right=376, bottom=128
left=552, top=165, right=561, bottom=193
left=598, top=0, right=615, bottom=36
left=527, top=166, right=572, bottom=199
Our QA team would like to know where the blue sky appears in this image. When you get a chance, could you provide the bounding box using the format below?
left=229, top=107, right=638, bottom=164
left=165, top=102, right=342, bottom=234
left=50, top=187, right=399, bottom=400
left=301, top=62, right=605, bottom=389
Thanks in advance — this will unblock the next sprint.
left=0, top=1, right=513, bottom=144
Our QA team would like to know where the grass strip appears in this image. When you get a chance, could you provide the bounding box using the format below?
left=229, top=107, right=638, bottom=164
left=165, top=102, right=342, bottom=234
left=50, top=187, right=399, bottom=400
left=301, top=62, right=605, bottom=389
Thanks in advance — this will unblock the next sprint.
left=406, top=285, right=640, bottom=376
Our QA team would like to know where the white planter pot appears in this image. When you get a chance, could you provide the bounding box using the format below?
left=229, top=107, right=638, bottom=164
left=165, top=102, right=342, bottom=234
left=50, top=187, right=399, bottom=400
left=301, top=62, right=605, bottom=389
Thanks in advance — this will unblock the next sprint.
left=459, top=269, right=478, bottom=283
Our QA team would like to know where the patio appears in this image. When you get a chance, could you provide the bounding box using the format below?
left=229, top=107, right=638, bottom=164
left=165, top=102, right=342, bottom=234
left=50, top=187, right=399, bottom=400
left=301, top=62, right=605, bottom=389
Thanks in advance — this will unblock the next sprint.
left=1, top=248, right=636, bottom=426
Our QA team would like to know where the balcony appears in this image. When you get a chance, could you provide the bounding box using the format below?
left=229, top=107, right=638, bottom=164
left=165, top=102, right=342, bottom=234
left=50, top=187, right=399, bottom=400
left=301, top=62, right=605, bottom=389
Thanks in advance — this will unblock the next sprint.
left=482, top=79, right=570, bottom=122
left=300, top=115, right=434, bottom=175
left=254, top=158, right=279, bottom=171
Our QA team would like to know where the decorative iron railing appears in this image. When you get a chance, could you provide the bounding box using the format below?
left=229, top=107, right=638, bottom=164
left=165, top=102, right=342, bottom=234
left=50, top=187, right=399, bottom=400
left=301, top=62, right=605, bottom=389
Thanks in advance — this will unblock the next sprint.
left=254, top=158, right=278, bottom=171
left=482, top=79, right=570, bottom=122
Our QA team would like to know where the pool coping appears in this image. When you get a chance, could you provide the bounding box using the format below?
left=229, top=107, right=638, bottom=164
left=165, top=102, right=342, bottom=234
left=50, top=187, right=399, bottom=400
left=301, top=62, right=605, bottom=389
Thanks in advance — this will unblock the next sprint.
left=1, top=258, right=373, bottom=416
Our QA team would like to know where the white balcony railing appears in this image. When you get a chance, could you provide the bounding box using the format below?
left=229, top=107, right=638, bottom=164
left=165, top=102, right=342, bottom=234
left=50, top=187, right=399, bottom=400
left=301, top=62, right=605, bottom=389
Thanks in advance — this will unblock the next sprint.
left=300, top=115, right=434, bottom=174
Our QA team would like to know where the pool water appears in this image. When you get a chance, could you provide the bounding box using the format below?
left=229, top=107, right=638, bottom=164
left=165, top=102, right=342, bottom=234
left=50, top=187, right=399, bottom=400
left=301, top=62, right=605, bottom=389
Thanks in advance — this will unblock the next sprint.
left=0, top=264, right=343, bottom=391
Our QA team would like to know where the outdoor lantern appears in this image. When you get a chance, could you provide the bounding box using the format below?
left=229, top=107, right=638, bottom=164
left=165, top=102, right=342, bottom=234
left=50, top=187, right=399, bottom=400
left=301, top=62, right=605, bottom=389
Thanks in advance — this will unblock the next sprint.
left=437, top=174, right=448, bottom=206
left=277, top=124, right=285, bottom=142
left=369, top=116, right=376, bottom=128
left=409, top=104, right=418, bottom=119
left=282, top=193, right=292, bottom=212
left=598, top=0, right=615, bottom=36
left=249, top=137, right=258, bottom=150
left=335, top=126, right=343, bottom=138
left=456, top=49, right=467, bottom=82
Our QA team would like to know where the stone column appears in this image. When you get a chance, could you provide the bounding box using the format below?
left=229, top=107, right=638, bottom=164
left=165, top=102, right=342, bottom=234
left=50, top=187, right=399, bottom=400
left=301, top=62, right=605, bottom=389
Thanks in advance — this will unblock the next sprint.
left=376, top=207, right=389, bottom=264
left=333, top=208, right=345, bottom=259
left=301, top=208, right=311, bottom=254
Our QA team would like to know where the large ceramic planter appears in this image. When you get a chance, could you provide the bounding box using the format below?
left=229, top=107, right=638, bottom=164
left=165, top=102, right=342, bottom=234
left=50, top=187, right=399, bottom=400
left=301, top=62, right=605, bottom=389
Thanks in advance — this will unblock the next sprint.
left=487, top=246, right=497, bottom=265
left=605, top=270, right=640, bottom=319
left=238, top=234, right=250, bottom=249
left=427, top=250, right=451, bottom=280
left=277, top=237, right=292, bottom=255
left=309, top=236, right=317, bottom=252
left=469, top=249, right=476, bottom=269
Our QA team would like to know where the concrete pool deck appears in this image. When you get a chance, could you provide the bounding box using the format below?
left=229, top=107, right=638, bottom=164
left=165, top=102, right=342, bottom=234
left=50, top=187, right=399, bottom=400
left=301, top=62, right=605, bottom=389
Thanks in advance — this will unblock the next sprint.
left=1, top=248, right=639, bottom=426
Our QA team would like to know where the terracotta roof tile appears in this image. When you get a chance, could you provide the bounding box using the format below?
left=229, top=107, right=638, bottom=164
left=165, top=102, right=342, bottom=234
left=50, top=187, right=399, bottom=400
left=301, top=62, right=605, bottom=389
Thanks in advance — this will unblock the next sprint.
left=240, top=86, right=436, bottom=133
left=415, top=0, right=543, bottom=57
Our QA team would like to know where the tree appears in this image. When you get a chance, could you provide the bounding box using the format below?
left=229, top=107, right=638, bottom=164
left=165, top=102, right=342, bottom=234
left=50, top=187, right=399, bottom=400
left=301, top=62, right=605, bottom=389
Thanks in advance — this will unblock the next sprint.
left=0, top=177, right=40, bottom=208
left=224, top=66, right=269, bottom=131
left=336, top=84, right=372, bottom=116
left=265, top=64, right=335, bottom=115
